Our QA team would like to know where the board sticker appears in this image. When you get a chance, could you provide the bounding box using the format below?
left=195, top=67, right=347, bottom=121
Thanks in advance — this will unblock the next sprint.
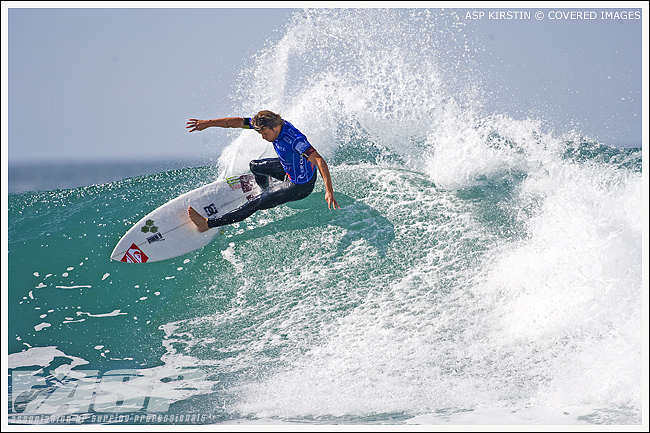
left=121, top=243, right=149, bottom=263
left=141, top=219, right=158, bottom=233
left=239, top=174, right=256, bottom=193
left=203, top=203, right=218, bottom=216
left=226, top=176, right=242, bottom=190
left=146, top=233, right=165, bottom=244
left=226, top=174, right=256, bottom=193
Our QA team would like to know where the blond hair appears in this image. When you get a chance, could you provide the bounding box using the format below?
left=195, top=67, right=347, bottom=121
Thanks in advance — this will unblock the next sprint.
left=251, top=110, right=283, bottom=131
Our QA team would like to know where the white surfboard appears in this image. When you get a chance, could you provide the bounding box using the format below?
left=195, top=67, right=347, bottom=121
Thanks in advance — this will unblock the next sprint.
left=111, top=173, right=264, bottom=263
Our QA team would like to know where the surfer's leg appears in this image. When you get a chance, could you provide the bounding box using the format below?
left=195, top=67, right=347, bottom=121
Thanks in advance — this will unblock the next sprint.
left=207, top=174, right=317, bottom=228
left=256, top=172, right=317, bottom=210
left=250, top=158, right=287, bottom=188
left=207, top=200, right=259, bottom=228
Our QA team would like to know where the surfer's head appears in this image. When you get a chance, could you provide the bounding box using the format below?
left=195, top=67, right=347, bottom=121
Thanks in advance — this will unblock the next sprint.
left=252, top=110, right=283, bottom=142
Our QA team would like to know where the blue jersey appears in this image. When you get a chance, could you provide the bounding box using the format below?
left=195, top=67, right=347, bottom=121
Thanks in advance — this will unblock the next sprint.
left=245, top=118, right=316, bottom=184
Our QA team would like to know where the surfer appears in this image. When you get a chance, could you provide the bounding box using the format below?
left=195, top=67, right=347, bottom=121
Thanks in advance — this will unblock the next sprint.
left=186, top=111, right=340, bottom=232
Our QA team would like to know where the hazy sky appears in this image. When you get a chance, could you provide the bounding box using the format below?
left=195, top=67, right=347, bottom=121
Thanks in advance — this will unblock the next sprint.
left=468, top=7, right=644, bottom=147
left=5, top=5, right=294, bottom=165
left=3, top=3, right=646, bottom=166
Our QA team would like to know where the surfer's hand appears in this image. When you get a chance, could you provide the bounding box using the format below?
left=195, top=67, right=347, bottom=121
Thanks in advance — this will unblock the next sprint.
left=186, top=119, right=207, bottom=132
left=188, top=206, right=210, bottom=232
left=325, top=191, right=340, bottom=210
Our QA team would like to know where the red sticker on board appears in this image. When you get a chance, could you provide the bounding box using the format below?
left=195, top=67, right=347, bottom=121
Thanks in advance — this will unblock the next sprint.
left=121, top=243, right=149, bottom=263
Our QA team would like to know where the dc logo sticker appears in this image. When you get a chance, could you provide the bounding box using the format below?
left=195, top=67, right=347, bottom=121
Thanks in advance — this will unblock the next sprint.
left=121, top=243, right=149, bottom=263
left=204, top=203, right=218, bottom=217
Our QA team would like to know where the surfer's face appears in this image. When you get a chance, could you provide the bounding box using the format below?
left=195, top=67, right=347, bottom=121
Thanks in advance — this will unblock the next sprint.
left=258, top=124, right=282, bottom=142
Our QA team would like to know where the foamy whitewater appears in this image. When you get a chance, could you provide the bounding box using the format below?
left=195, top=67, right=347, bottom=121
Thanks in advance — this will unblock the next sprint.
left=7, top=9, right=645, bottom=426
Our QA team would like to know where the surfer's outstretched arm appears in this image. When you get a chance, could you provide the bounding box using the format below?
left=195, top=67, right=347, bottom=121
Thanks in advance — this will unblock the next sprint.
left=186, top=117, right=245, bottom=132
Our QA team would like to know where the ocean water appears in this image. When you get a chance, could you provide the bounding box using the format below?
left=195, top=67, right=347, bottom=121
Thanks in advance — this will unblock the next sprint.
left=7, top=158, right=212, bottom=194
left=7, top=9, right=646, bottom=427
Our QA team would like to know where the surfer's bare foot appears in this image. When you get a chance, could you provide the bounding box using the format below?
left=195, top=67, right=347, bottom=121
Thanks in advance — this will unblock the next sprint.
left=188, top=206, right=209, bottom=232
